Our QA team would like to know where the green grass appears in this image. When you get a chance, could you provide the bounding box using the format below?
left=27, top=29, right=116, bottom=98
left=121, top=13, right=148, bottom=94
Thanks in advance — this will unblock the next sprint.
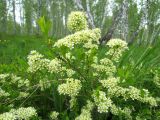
left=0, top=35, right=52, bottom=73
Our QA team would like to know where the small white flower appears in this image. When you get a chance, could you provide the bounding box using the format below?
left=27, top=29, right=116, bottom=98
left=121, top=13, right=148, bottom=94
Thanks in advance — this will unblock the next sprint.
left=27, top=50, right=50, bottom=73
left=58, top=78, right=82, bottom=97
left=54, top=29, right=101, bottom=49
left=0, top=107, right=37, bottom=120
left=50, top=111, right=59, bottom=120
left=93, top=91, right=112, bottom=113
left=75, top=100, right=94, bottom=120
left=67, top=11, right=88, bottom=32
left=106, top=39, right=128, bottom=62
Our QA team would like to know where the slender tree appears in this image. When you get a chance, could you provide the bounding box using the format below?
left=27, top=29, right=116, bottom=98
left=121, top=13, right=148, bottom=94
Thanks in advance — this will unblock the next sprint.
left=12, top=0, right=16, bottom=34
left=0, top=0, right=7, bottom=33
left=23, top=0, right=33, bottom=34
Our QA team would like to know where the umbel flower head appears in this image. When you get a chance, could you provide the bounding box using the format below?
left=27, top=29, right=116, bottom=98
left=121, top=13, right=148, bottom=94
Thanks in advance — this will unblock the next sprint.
left=50, top=111, right=59, bottom=120
left=0, top=107, right=37, bottom=120
left=54, top=28, right=101, bottom=49
left=93, top=91, right=112, bottom=113
left=27, top=50, right=50, bottom=73
left=58, top=78, right=82, bottom=97
left=67, top=11, right=88, bottom=32
left=106, top=38, right=128, bottom=62
left=75, top=100, right=94, bottom=120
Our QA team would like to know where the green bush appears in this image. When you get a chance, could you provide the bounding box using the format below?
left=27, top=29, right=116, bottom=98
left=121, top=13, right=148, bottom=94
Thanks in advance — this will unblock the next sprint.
left=0, top=11, right=160, bottom=120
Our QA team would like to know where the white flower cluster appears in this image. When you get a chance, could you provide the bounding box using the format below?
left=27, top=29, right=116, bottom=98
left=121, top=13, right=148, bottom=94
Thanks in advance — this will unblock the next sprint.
left=106, top=39, right=128, bottom=62
left=0, top=107, right=37, bottom=120
left=0, top=73, right=9, bottom=81
left=67, top=11, right=88, bottom=32
left=153, top=71, right=160, bottom=88
left=83, top=40, right=98, bottom=50
left=75, top=100, right=94, bottom=120
left=27, top=51, right=76, bottom=78
left=58, top=78, right=82, bottom=108
left=48, top=58, right=62, bottom=73
left=27, top=50, right=50, bottom=73
left=110, top=104, right=120, bottom=115
left=66, top=69, right=75, bottom=77
left=100, top=77, right=120, bottom=88
left=0, top=87, right=10, bottom=97
left=0, top=74, right=13, bottom=98
left=48, top=59, right=75, bottom=77
left=50, top=111, right=59, bottom=120
left=0, top=112, right=16, bottom=120
left=58, top=78, right=82, bottom=97
left=93, top=91, right=112, bottom=113
left=107, top=86, right=128, bottom=99
left=128, top=87, right=157, bottom=106
left=100, top=77, right=157, bottom=106
left=110, top=104, right=132, bottom=119
left=11, top=74, right=30, bottom=87
left=121, top=107, right=132, bottom=119
left=75, top=109, right=92, bottom=120
left=69, top=97, right=77, bottom=108
left=0, top=74, right=30, bottom=88
left=128, top=86, right=141, bottom=100
left=54, top=28, right=101, bottom=49
left=0, top=74, right=30, bottom=99
left=91, top=58, right=116, bottom=76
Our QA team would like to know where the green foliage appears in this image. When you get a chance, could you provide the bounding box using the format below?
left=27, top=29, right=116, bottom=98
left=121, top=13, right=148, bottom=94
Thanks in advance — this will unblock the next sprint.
left=37, top=16, right=52, bottom=40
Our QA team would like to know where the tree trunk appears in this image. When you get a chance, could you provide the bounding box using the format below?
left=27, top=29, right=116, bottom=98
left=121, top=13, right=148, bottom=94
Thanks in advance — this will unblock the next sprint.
left=101, top=0, right=108, bottom=29
left=99, top=3, right=124, bottom=45
left=0, top=0, right=7, bottom=33
left=37, top=0, right=42, bottom=34
left=12, top=0, right=16, bottom=34
left=86, top=0, right=95, bottom=28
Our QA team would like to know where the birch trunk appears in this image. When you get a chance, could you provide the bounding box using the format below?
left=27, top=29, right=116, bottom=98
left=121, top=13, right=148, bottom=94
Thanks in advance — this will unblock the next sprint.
left=86, top=0, right=95, bottom=28
left=37, top=0, right=42, bottom=34
left=101, top=0, right=108, bottom=29
left=12, top=0, right=16, bottom=34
